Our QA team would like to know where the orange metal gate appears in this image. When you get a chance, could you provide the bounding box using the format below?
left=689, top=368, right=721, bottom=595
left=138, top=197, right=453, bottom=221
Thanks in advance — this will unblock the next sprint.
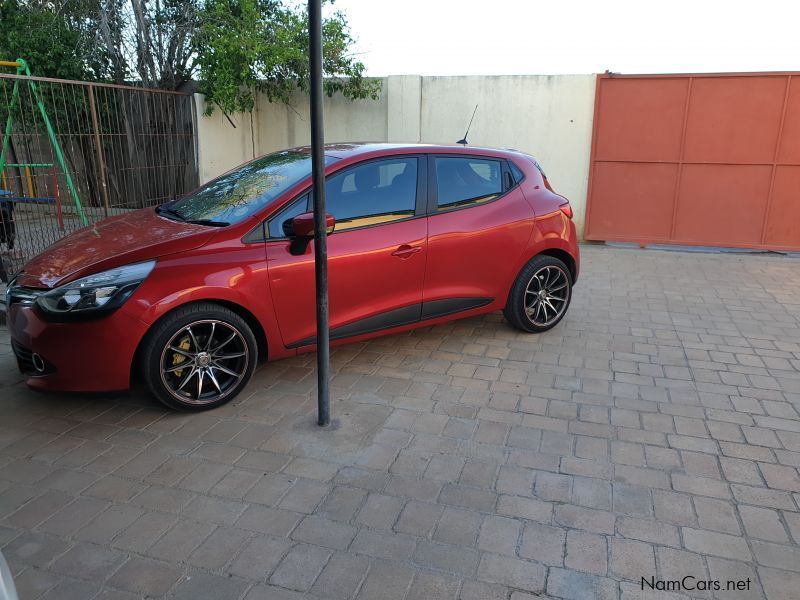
left=584, top=72, right=800, bottom=251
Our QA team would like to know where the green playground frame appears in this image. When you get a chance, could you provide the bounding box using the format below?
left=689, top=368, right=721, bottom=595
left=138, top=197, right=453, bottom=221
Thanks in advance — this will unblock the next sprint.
left=0, top=58, right=87, bottom=226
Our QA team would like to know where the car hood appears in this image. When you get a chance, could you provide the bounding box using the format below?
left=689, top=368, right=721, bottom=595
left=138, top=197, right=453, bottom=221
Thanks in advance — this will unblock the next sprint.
left=17, top=207, right=218, bottom=289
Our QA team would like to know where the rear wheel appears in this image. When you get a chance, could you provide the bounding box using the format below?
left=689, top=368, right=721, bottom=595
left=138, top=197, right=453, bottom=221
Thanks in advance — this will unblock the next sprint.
left=140, top=303, right=257, bottom=411
left=504, top=255, right=572, bottom=333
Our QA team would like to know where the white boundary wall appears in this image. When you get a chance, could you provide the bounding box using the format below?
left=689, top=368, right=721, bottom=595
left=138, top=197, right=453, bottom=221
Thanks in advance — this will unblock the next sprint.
left=195, top=74, right=596, bottom=236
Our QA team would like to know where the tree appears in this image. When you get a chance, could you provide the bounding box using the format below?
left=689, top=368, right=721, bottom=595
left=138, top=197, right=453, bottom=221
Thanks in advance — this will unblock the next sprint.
left=0, top=0, right=379, bottom=111
left=194, top=0, right=379, bottom=114
left=0, top=0, right=108, bottom=81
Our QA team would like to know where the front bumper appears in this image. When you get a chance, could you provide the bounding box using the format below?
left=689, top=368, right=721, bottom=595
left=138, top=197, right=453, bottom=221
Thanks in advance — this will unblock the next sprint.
left=7, top=303, right=148, bottom=393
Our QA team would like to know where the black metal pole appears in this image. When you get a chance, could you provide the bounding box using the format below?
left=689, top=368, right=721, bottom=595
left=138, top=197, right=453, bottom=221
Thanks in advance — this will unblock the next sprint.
left=309, top=0, right=330, bottom=427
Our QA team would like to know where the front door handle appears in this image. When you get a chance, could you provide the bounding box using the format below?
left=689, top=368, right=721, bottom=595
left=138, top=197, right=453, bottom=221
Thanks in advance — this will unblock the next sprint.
left=391, top=244, right=422, bottom=259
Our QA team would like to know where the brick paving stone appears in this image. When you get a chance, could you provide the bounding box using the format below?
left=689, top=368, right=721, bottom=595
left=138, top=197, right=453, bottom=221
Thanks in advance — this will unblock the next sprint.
left=350, top=528, right=416, bottom=561
left=656, top=546, right=708, bottom=582
left=111, top=510, right=177, bottom=553
left=617, top=517, right=680, bottom=547
left=38, top=496, right=108, bottom=536
left=278, top=479, right=331, bottom=512
left=228, top=535, right=292, bottom=580
left=439, top=483, right=497, bottom=511
left=433, top=507, right=481, bottom=546
left=413, top=540, right=479, bottom=576
left=395, top=500, right=443, bottom=536
left=50, top=542, right=126, bottom=580
left=37, top=577, right=101, bottom=600
left=682, top=527, right=752, bottom=561
left=356, top=493, right=405, bottom=530
left=565, top=530, right=608, bottom=575
left=407, top=571, right=460, bottom=600
left=757, top=566, right=800, bottom=600
left=310, top=552, right=370, bottom=599
left=609, top=538, right=656, bottom=581
left=187, top=525, right=250, bottom=569
left=555, top=505, right=615, bottom=534
left=477, top=515, right=521, bottom=556
left=534, top=471, right=573, bottom=501
left=236, top=504, right=302, bottom=536
left=9, top=567, right=61, bottom=599
left=705, top=557, right=764, bottom=600
left=546, top=567, right=618, bottom=600
left=147, top=519, right=215, bottom=561
left=518, top=522, right=565, bottom=566
left=172, top=572, right=250, bottom=600
left=269, top=543, right=331, bottom=591
left=3, top=531, right=71, bottom=567
left=477, top=554, right=546, bottom=593
left=694, top=497, right=741, bottom=534
left=107, top=556, right=183, bottom=596
left=357, top=561, right=415, bottom=600
left=751, top=540, right=800, bottom=572
left=738, top=505, right=790, bottom=543
left=498, top=494, right=552, bottom=522
left=292, top=515, right=356, bottom=549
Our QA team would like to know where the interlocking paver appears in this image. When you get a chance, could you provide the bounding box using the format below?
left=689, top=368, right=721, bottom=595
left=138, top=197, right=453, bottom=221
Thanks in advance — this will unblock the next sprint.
left=3, top=245, right=800, bottom=599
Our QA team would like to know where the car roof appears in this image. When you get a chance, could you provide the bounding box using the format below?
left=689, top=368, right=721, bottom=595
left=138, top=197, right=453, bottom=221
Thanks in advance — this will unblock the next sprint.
left=284, top=142, right=532, bottom=162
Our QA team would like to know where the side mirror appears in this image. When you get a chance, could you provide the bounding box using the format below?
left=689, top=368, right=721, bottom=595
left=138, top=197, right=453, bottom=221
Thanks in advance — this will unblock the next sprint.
left=284, top=211, right=335, bottom=255
left=283, top=211, right=335, bottom=238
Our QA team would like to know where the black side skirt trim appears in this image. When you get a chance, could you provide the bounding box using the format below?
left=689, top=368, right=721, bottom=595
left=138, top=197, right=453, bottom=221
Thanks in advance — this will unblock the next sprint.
left=287, top=303, right=422, bottom=349
left=420, top=297, right=493, bottom=320
left=287, top=297, right=493, bottom=349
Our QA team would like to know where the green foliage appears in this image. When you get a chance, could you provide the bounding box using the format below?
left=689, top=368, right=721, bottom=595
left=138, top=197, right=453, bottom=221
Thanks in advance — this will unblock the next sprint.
left=0, top=0, right=108, bottom=80
left=195, top=0, right=381, bottom=115
left=0, top=0, right=379, bottom=113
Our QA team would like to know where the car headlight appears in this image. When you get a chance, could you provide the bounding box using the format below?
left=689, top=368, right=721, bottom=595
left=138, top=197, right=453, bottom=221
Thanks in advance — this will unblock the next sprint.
left=36, top=260, right=156, bottom=317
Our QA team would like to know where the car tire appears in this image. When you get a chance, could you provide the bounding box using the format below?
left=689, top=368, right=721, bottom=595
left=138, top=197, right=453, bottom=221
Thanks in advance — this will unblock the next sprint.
left=504, top=254, right=573, bottom=333
left=140, top=302, right=258, bottom=411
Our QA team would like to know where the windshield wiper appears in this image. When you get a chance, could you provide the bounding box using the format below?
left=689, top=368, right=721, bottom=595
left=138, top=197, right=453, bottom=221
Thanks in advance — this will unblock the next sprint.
left=156, top=205, right=185, bottom=222
left=184, top=219, right=229, bottom=227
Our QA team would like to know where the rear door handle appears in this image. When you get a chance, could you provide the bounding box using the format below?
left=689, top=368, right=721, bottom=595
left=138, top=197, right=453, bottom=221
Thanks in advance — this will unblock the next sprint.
left=391, top=244, right=422, bottom=259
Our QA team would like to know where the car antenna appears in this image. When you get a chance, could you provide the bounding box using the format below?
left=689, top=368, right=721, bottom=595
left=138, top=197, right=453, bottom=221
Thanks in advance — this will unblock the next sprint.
left=456, top=104, right=478, bottom=146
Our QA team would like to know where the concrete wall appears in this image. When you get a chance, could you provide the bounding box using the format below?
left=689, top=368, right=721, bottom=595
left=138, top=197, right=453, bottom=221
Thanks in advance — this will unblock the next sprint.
left=195, top=74, right=596, bottom=235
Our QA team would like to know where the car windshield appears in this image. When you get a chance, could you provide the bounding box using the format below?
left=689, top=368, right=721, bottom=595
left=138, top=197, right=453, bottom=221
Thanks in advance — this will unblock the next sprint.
left=160, top=151, right=336, bottom=225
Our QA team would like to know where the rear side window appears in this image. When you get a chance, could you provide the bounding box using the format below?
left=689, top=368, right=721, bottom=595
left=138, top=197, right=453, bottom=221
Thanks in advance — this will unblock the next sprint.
left=325, top=158, right=418, bottom=231
left=434, top=157, right=502, bottom=210
left=509, top=161, right=525, bottom=183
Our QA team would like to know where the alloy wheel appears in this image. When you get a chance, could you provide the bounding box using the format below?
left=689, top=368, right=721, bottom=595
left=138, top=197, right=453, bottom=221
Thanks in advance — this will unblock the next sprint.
left=524, top=265, right=570, bottom=327
left=159, top=319, right=249, bottom=405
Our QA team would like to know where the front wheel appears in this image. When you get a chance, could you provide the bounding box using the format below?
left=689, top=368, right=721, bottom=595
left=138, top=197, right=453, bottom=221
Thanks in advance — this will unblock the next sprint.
left=504, top=255, right=573, bottom=333
left=140, top=303, right=257, bottom=411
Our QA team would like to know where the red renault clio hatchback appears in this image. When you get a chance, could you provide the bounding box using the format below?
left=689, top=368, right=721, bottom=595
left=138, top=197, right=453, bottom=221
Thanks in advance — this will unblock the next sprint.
left=6, top=144, right=579, bottom=411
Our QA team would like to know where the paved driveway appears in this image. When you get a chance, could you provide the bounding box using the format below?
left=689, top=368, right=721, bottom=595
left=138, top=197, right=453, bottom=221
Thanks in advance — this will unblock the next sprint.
left=1, top=245, right=799, bottom=600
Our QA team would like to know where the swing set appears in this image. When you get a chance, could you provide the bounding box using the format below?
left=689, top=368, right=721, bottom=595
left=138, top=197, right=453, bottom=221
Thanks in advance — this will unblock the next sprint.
left=0, top=58, right=87, bottom=232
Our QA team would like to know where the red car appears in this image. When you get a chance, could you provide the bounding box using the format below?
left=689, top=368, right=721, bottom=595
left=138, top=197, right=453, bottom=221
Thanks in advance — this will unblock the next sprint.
left=6, top=144, right=579, bottom=411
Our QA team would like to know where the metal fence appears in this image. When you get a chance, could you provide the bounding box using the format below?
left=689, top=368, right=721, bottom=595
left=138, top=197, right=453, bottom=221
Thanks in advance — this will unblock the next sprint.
left=0, top=73, right=198, bottom=279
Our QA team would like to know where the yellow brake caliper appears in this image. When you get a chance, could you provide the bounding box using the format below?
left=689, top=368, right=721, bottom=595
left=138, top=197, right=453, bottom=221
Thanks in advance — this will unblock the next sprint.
left=172, top=336, right=192, bottom=377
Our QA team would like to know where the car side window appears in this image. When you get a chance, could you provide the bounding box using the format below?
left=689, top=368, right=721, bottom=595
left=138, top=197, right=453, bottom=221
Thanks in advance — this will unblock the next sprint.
left=434, top=157, right=502, bottom=210
left=267, top=194, right=309, bottom=238
left=325, top=158, right=417, bottom=231
left=509, top=161, right=525, bottom=183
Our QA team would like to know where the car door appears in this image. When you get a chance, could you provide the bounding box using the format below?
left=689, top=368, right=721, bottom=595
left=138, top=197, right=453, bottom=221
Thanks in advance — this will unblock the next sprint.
left=266, top=156, right=428, bottom=348
left=422, top=154, right=532, bottom=317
